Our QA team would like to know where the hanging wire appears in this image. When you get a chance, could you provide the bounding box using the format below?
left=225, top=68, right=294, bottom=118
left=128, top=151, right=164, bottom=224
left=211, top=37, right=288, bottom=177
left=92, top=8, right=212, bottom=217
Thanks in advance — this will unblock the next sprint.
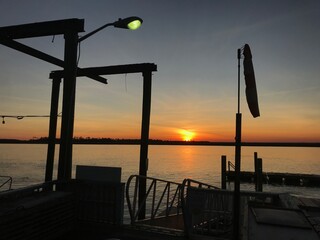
left=1, top=112, right=62, bottom=124
left=125, top=73, right=128, bottom=92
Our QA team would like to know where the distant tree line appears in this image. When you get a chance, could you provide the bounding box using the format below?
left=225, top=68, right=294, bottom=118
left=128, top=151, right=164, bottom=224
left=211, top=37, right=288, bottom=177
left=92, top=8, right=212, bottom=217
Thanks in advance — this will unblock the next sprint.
left=0, top=137, right=227, bottom=145
left=0, top=137, right=319, bottom=147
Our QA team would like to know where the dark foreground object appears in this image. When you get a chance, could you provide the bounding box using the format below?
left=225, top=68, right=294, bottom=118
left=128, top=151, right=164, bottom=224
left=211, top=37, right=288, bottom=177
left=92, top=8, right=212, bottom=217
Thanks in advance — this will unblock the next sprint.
left=1, top=179, right=320, bottom=240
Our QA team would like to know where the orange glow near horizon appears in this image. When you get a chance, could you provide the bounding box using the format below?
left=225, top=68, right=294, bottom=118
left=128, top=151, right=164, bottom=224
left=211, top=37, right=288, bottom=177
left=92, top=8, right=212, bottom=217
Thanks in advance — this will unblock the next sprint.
left=1, top=120, right=320, bottom=143
left=178, top=129, right=196, bottom=141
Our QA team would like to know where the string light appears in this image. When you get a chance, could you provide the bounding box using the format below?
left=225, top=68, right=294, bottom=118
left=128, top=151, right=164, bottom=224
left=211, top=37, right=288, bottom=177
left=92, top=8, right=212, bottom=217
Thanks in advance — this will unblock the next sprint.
left=1, top=112, right=62, bottom=124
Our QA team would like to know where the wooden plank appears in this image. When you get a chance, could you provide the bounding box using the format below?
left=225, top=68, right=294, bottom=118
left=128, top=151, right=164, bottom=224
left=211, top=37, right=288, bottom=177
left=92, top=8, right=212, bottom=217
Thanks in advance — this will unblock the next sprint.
left=0, top=37, right=107, bottom=84
left=0, top=18, right=84, bottom=39
left=50, top=63, right=157, bottom=78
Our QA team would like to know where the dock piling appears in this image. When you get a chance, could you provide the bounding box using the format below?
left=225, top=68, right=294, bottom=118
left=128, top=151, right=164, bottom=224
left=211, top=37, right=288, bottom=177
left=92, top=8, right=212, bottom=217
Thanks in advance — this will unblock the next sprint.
left=254, top=152, right=263, bottom=192
left=221, top=155, right=227, bottom=189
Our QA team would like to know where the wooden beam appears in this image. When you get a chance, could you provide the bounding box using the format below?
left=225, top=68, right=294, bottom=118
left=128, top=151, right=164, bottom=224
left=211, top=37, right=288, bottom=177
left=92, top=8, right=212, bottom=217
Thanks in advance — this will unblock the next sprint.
left=58, top=32, right=78, bottom=181
left=0, top=18, right=84, bottom=39
left=45, top=78, right=61, bottom=182
left=0, top=37, right=107, bottom=84
left=138, top=71, right=152, bottom=220
left=50, top=63, right=157, bottom=78
left=0, top=37, right=65, bottom=66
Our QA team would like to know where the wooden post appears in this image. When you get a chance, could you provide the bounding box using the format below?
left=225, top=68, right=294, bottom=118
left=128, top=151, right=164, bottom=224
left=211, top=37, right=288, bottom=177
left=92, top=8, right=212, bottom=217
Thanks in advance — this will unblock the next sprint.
left=58, top=32, right=78, bottom=181
left=138, top=71, right=152, bottom=220
left=45, top=77, right=61, bottom=182
left=254, top=153, right=263, bottom=192
left=257, top=158, right=263, bottom=192
left=254, top=152, right=257, bottom=187
left=221, top=155, right=227, bottom=189
left=254, top=152, right=258, bottom=190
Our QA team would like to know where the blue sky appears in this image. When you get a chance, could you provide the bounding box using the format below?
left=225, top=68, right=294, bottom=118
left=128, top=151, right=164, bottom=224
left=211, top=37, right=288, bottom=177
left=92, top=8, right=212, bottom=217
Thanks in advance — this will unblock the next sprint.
left=0, top=0, right=319, bottom=142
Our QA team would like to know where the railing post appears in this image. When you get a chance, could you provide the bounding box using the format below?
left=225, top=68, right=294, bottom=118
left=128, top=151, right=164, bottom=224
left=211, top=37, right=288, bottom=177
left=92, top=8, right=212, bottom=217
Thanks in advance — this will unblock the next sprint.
left=151, top=180, right=156, bottom=219
left=166, top=183, right=170, bottom=216
left=221, top=155, right=227, bottom=189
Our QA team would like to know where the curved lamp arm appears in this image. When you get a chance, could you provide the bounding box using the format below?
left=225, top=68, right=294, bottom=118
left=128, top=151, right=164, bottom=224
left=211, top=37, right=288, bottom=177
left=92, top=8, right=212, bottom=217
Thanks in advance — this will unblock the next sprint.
left=78, top=16, right=143, bottom=43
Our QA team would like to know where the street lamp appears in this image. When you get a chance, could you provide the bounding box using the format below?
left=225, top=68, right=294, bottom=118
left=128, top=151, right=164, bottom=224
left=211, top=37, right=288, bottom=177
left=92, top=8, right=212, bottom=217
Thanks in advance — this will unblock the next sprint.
left=78, top=16, right=143, bottom=42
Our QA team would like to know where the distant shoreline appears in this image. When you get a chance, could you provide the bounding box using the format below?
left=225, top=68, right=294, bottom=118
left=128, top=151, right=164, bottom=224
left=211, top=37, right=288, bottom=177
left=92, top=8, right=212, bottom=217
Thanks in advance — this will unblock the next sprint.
left=0, top=138, right=319, bottom=147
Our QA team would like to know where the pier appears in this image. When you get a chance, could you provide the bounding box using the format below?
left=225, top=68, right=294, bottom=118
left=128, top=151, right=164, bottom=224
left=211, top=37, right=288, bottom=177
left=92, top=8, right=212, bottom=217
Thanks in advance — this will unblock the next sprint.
left=221, top=154, right=320, bottom=189
left=226, top=171, right=320, bottom=187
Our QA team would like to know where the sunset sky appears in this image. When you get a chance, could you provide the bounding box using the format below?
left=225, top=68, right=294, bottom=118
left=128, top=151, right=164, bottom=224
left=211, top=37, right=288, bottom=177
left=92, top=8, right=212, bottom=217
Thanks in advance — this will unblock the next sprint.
left=0, top=0, right=319, bottom=142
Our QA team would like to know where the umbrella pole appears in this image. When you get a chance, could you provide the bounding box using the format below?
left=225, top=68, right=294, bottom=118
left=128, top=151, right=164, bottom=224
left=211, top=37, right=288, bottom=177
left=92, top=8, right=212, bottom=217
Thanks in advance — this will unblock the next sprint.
left=237, top=49, right=241, bottom=114
left=233, top=48, right=242, bottom=240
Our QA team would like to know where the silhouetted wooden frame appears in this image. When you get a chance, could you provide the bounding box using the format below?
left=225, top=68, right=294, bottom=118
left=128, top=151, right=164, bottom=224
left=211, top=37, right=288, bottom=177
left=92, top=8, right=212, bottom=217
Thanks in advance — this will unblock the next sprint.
left=50, top=63, right=157, bottom=219
left=0, top=19, right=156, bottom=219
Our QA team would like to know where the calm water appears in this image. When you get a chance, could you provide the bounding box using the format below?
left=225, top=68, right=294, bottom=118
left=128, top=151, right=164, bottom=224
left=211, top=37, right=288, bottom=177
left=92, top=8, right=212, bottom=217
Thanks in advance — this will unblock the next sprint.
left=0, top=144, right=319, bottom=197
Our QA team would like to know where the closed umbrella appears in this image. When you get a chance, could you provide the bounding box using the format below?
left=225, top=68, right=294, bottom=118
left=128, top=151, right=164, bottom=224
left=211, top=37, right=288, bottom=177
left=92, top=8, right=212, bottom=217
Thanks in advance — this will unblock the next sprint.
left=243, top=44, right=260, bottom=118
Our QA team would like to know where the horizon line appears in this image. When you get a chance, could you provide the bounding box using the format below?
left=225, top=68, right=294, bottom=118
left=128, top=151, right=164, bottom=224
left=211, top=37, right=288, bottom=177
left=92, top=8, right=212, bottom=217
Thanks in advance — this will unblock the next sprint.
left=0, top=137, right=319, bottom=147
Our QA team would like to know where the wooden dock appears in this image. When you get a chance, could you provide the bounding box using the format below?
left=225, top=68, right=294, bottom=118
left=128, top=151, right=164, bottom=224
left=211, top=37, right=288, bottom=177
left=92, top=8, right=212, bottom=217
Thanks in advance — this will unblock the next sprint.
left=227, top=171, right=320, bottom=187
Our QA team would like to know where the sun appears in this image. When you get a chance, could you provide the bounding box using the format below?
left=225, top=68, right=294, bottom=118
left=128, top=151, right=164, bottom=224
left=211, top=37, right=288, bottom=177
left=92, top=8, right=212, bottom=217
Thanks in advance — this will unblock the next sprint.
left=179, top=129, right=195, bottom=141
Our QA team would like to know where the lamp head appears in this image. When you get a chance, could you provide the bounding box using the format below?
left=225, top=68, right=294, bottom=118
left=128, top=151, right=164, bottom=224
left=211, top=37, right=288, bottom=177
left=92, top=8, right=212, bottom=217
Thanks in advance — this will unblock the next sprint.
left=113, top=16, right=143, bottom=30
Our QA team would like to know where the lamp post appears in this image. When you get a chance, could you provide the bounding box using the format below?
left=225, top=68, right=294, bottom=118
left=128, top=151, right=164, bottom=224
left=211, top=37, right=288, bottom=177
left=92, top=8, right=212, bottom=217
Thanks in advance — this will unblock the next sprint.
left=78, top=16, right=143, bottom=42
left=57, top=16, right=143, bottom=181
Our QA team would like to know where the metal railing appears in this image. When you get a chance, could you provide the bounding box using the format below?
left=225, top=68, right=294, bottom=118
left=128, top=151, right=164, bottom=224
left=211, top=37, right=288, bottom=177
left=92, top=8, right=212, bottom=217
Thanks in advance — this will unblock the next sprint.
left=180, top=179, right=220, bottom=235
left=228, top=161, right=235, bottom=172
left=182, top=186, right=280, bottom=238
left=181, top=178, right=219, bottom=189
left=126, top=175, right=183, bottom=224
left=0, top=176, right=13, bottom=191
left=126, top=175, right=220, bottom=227
left=180, top=178, right=219, bottom=212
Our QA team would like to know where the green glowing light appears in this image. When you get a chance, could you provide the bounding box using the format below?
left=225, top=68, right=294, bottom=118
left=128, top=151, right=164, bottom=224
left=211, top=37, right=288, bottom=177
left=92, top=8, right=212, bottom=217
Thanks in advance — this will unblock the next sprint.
left=127, top=20, right=142, bottom=30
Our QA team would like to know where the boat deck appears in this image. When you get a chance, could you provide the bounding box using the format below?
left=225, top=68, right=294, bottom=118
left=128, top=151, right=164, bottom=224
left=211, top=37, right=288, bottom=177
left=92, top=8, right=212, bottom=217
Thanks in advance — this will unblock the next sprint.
left=247, top=194, right=320, bottom=240
left=57, top=223, right=187, bottom=240
left=1, top=180, right=320, bottom=240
